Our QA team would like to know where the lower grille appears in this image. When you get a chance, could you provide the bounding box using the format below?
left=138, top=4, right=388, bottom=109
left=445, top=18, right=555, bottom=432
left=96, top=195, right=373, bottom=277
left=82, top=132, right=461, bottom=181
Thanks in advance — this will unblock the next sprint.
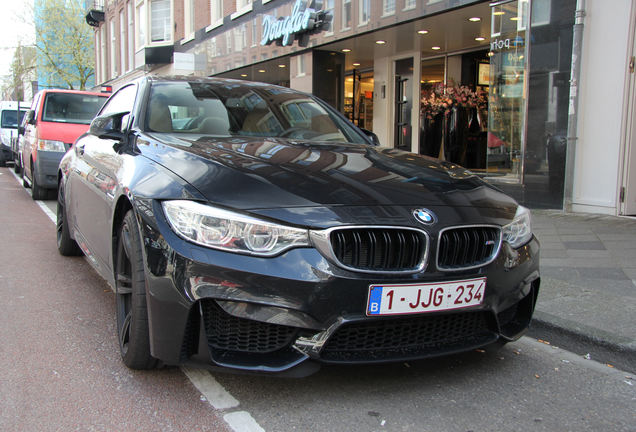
left=201, top=300, right=298, bottom=353
left=329, top=227, right=427, bottom=272
left=321, top=311, right=495, bottom=362
left=437, top=226, right=501, bottom=270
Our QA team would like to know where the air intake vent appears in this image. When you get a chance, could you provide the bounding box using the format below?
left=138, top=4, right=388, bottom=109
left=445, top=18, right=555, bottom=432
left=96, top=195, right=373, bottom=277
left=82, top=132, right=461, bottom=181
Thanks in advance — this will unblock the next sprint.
left=437, top=226, right=501, bottom=270
left=329, top=228, right=427, bottom=272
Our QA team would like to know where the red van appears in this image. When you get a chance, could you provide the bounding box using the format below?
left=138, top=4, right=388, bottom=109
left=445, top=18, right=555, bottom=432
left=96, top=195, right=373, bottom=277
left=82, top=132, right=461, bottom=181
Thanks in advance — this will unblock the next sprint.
left=20, top=89, right=109, bottom=199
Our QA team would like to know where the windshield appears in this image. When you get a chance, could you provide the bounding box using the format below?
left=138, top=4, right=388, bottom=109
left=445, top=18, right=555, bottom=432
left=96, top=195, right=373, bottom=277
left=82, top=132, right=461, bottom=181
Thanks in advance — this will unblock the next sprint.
left=42, top=93, right=109, bottom=124
left=1, top=109, right=27, bottom=129
left=145, top=81, right=367, bottom=144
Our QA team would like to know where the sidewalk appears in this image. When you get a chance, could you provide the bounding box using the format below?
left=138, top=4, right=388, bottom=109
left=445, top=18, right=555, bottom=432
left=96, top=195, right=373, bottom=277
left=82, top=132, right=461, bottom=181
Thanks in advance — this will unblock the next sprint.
left=530, top=209, right=636, bottom=370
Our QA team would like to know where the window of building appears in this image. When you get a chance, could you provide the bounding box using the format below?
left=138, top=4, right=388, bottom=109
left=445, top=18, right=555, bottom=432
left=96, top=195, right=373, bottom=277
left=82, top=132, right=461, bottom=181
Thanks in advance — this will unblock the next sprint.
left=184, top=0, right=195, bottom=40
left=359, top=0, right=369, bottom=25
left=404, top=0, right=416, bottom=10
left=136, top=0, right=146, bottom=48
left=297, top=54, right=305, bottom=77
left=324, top=0, right=334, bottom=35
left=110, top=20, right=117, bottom=78
left=531, top=0, right=551, bottom=25
left=127, top=2, right=134, bottom=70
left=95, top=31, right=101, bottom=83
left=150, top=0, right=171, bottom=43
left=383, top=0, right=395, bottom=16
left=232, top=0, right=252, bottom=20
left=120, top=10, right=126, bottom=72
left=226, top=32, right=233, bottom=53
left=251, top=17, right=258, bottom=46
left=342, top=0, right=351, bottom=30
left=100, top=25, right=107, bottom=82
left=210, top=0, right=222, bottom=23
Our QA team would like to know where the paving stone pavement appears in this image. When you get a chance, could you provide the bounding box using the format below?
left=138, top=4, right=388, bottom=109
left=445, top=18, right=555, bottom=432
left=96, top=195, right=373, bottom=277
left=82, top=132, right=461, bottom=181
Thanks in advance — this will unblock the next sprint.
left=530, top=209, right=636, bottom=370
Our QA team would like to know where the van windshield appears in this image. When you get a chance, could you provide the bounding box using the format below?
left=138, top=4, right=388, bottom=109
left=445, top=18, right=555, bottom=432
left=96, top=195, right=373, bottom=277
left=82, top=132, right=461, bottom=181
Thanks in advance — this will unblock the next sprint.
left=1, top=109, right=27, bottom=128
left=42, top=93, right=108, bottom=125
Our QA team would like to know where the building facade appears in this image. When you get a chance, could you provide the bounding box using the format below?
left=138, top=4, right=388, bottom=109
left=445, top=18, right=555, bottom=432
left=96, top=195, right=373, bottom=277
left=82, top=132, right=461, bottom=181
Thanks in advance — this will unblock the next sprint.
left=86, top=0, right=636, bottom=216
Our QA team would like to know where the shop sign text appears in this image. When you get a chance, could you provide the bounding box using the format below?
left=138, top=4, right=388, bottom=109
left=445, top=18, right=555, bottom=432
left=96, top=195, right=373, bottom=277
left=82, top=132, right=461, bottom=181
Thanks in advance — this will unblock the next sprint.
left=490, top=36, right=525, bottom=51
left=261, top=0, right=328, bottom=47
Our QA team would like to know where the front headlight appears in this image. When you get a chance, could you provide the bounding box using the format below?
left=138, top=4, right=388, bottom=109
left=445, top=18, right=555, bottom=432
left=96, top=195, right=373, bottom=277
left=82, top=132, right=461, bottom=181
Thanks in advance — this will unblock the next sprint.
left=162, top=200, right=310, bottom=256
left=38, top=139, right=66, bottom=152
left=502, top=205, right=533, bottom=248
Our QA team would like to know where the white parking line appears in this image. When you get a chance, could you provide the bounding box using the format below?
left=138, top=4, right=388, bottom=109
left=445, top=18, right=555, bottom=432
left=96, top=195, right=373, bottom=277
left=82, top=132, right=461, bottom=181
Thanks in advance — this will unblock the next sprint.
left=8, top=168, right=264, bottom=432
left=181, top=367, right=239, bottom=410
left=224, top=412, right=266, bottom=432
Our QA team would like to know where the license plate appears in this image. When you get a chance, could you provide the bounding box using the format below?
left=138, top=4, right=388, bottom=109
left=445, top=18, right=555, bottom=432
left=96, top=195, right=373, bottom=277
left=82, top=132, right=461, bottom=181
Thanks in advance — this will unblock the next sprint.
left=366, top=277, right=486, bottom=316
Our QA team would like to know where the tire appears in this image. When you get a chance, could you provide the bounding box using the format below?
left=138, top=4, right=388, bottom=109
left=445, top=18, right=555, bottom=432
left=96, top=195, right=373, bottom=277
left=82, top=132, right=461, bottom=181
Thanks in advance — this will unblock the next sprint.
left=13, top=158, right=21, bottom=174
left=0, top=158, right=5, bottom=168
left=31, top=165, right=47, bottom=200
left=56, top=183, right=83, bottom=256
left=115, top=210, right=158, bottom=370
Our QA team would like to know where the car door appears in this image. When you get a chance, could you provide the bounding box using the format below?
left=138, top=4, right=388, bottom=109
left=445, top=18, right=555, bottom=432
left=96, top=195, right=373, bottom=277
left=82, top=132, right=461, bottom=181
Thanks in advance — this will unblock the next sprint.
left=69, top=84, right=138, bottom=273
left=22, top=93, right=42, bottom=180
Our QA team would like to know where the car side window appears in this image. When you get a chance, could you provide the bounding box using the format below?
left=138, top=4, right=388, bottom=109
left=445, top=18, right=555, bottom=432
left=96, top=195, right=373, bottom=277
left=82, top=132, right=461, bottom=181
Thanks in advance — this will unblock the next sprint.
left=100, top=85, right=137, bottom=131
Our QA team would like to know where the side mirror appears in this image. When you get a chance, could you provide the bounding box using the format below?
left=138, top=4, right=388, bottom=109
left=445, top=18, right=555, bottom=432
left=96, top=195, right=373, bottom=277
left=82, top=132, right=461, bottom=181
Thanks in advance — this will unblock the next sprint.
left=89, top=111, right=130, bottom=141
left=360, top=128, right=380, bottom=146
left=25, top=110, right=35, bottom=126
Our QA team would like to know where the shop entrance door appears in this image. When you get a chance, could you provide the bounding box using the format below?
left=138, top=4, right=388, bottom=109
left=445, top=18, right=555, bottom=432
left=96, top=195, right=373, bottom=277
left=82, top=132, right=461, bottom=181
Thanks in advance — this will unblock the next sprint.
left=395, top=58, right=413, bottom=151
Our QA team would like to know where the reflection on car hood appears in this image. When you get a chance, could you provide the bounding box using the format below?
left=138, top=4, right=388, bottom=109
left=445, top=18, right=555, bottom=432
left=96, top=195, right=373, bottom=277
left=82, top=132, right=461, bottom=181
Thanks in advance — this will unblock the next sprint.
left=138, top=134, right=517, bottom=219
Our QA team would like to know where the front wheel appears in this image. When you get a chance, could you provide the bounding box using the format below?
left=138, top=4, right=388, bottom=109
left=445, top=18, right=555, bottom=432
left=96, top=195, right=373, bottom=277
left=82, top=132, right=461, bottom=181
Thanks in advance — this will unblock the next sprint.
left=13, top=157, right=21, bottom=174
left=31, top=165, right=46, bottom=200
left=56, top=182, right=83, bottom=256
left=115, top=210, right=158, bottom=370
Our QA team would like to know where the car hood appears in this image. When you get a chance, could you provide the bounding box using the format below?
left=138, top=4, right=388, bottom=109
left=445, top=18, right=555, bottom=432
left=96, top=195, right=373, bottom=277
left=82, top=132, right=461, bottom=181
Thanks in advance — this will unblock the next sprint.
left=137, top=134, right=518, bottom=226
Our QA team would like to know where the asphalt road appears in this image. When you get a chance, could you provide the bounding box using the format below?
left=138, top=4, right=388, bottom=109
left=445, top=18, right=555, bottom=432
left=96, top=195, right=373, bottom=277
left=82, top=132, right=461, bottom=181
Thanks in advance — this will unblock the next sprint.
left=1, top=166, right=635, bottom=432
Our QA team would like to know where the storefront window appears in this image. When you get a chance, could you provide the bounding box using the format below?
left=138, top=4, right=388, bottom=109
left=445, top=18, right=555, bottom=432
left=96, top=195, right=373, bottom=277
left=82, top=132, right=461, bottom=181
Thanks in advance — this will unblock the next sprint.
left=486, top=0, right=529, bottom=182
left=344, top=71, right=374, bottom=130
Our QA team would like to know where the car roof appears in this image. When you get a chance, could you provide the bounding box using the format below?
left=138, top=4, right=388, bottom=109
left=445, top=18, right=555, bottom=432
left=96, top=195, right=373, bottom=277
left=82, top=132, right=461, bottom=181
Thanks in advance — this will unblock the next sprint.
left=144, top=75, right=296, bottom=93
left=38, top=89, right=109, bottom=97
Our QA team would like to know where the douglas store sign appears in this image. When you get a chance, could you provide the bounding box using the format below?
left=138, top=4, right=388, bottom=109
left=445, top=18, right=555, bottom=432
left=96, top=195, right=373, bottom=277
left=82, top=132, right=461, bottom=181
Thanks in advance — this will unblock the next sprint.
left=261, top=0, right=331, bottom=47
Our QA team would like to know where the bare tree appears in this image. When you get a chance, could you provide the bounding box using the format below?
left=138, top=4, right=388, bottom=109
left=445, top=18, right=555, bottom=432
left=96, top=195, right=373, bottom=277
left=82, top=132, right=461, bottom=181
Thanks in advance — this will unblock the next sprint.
left=34, top=0, right=94, bottom=90
left=3, top=43, right=37, bottom=100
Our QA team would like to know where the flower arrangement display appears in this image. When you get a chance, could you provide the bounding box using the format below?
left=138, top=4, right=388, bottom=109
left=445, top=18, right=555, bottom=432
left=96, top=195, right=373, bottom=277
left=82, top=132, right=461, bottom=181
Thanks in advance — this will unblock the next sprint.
left=420, top=82, right=488, bottom=119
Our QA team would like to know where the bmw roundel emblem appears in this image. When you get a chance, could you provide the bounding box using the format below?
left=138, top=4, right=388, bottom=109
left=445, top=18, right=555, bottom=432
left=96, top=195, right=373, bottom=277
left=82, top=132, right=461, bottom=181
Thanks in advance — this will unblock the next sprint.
left=413, top=208, right=436, bottom=225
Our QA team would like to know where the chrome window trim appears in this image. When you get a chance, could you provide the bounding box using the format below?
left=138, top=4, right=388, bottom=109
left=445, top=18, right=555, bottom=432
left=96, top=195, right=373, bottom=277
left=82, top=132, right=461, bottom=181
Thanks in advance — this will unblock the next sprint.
left=309, top=225, right=430, bottom=274
left=436, top=224, right=503, bottom=272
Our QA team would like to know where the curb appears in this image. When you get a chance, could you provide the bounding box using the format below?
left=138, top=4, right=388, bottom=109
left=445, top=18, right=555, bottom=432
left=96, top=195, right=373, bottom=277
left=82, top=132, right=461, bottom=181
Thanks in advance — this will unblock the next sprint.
left=529, top=311, right=636, bottom=373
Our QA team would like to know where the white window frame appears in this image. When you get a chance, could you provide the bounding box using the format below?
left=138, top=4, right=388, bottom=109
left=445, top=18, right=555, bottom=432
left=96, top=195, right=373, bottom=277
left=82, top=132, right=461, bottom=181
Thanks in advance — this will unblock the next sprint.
left=231, top=0, right=252, bottom=20
left=359, top=0, right=369, bottom=26
left=135, top=0, right=146, bottom=49
left=341, top=0, right=351, bottom=31
left=324, top=0, right=334, bottom=35
left=127, top=1, right=134, bottom=70
left=120, top=10, right=126, bottom=73
left=183, top=0, right=195, bottom=44
left=207, top=0, right=223, bottom=32
left=95, top=30, right=101, bottom=83
left=110, top=19, right=118, bottom=78
left=251, top=18, right=258, bottom=47
left=100, top=25, right=107, bottom=82
left=403, top=0, right=416, bottom=11
left=382, top=0, right=395, bottom=17
left=149, top=0, right=173, bottom=44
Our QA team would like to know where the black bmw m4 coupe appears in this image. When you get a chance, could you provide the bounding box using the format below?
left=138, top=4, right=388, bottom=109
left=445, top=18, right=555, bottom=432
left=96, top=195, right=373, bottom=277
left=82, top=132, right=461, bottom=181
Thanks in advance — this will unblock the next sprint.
left=57, top=76, right=539, bottom=375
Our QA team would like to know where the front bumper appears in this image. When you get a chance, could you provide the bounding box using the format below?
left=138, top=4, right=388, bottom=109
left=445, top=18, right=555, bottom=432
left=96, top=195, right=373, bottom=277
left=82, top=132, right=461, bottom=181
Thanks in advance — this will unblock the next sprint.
left=136, top=200, right=540, bottom=373
left=0, top=143, right=11, bottom=163
left=34, top=150, right=65, bottom=188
